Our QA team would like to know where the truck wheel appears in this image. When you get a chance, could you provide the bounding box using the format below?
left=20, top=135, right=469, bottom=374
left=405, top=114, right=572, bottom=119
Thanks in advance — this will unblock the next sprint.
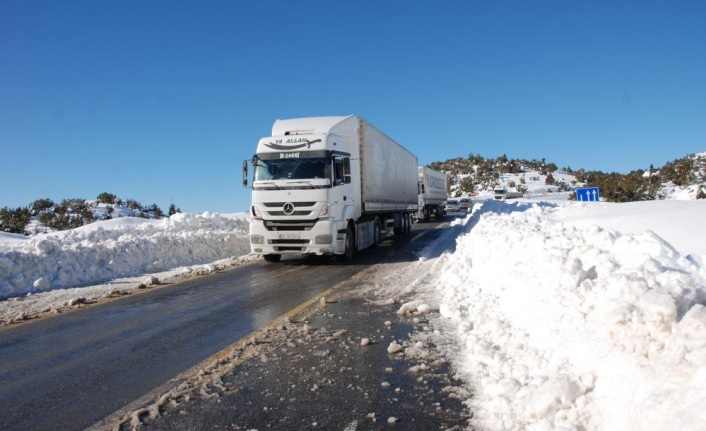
left=405, top=213, right=412, bottom=234
left=343, top=225, right=355, bottom=261
left=373, top=218, right=380, bottom=246
left=263, top=254, right=281, bottom=263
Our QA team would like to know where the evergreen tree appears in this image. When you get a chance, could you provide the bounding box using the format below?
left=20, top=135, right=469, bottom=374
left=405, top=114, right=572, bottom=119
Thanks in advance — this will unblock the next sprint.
left=144, top=204, right=164, bottom=219
left=0, top=206, right=31, bottom=234
left=29, top=198, right=55, bottom=216
left=459, top=177, right=475, bottom=195
left=96, top=192, right=118, bottom=204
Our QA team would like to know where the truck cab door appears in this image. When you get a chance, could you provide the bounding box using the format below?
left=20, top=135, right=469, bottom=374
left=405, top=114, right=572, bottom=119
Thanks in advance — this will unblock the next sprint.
left=329, top=156, right=353, bottom=215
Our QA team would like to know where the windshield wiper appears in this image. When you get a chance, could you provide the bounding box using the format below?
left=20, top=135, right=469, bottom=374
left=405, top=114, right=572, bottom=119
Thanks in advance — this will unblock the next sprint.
left=287, top=180, right=316, bottom=189
left=257, top=181, right=282, bottom=189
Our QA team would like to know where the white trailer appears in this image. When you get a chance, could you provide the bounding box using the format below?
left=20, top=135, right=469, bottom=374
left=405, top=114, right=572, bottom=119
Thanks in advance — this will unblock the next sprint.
left=417, top=166, right=447, bottom=220
left=243, top=116, right=418, bottom=262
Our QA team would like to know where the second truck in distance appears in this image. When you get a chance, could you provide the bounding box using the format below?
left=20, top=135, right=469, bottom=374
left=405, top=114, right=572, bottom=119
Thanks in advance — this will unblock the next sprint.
left=417, top=166, right=447, bottom=220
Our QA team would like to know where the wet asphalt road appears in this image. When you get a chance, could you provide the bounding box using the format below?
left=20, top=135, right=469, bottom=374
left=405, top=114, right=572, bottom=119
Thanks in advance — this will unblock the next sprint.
left=131, top=291, right=471, bottom=431
left=0, top=217, right=456, bottom=431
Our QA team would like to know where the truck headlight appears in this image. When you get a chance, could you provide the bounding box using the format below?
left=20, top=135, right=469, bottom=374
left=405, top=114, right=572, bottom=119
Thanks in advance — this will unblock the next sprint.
left=318, top=205, right=329, bottom=217
left=315, top=234, right=333, bottom=244
left=250, top=235, right=265, bottom=244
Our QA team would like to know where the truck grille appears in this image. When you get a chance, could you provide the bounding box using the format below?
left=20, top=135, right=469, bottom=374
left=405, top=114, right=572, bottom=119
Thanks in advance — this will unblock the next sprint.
left=263, top=202, right=316, bottom=207
left=268, top=210, right=312, bottom=216
left=263, top=220, right=317, bottom=231
left=263, top=202, right=317, bottom=217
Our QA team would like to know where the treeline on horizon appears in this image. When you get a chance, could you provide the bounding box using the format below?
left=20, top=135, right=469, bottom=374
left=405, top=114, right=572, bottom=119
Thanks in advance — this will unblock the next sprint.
left=430, top=152, right=706, bottom=202
left=2, top=153, right=705, bottom=235
left=0, top=193, right=181, bottom=235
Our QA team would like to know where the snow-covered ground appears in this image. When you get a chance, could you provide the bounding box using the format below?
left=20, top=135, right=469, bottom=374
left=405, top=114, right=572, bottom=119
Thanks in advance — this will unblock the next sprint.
left=1, top=197, right=705, bottom=431
left=0, top=212, right=253, bottom=320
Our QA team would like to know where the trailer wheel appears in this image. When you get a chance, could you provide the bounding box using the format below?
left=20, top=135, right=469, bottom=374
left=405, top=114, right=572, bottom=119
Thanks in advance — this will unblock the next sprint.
left=373, top=218, right=381, bottom=246
left=343, top=224, right=355, bottom=261
left=405, top=212, right=413, bottom=234
left=263, top=254, right=281, bottom=263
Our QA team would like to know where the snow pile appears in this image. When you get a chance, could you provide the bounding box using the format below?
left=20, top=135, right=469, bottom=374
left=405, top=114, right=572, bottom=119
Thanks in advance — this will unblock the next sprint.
left=434, top=200, right=706, bottom=431
left=0, top=212, right=251, bottom=299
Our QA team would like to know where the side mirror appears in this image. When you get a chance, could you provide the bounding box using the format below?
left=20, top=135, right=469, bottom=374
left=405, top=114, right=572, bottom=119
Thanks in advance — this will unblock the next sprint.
left=242, top=160, right=249, bottom=187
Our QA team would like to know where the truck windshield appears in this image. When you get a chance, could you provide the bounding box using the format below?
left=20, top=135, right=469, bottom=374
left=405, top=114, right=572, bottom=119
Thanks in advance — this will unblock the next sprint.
left=254, top=158, right=330, bottom=181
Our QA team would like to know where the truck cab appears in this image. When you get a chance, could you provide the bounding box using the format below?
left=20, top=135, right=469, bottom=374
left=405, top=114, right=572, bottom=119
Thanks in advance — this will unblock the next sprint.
left=494, top=187, right=507, bottom=200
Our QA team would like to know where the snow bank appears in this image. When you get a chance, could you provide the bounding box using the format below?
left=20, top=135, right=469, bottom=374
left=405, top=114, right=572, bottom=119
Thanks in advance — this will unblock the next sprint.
left=0, top=212, right=251, bottom=300
left=436, top=200, right=706, bottom=431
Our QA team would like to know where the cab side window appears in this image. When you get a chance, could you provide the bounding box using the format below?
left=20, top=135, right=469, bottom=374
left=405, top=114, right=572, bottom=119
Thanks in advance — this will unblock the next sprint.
left=334, top=158, right=345, bottom=185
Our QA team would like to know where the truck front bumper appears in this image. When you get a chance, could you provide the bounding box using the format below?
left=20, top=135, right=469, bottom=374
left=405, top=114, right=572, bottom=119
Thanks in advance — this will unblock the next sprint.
left=249, top=219, right=345, bottom=256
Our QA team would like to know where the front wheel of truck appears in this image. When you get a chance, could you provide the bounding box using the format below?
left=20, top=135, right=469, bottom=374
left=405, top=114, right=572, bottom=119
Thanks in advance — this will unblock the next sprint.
left=263, top=254, right=281, bottom=263
left=343, top=225, right=355, bottom=261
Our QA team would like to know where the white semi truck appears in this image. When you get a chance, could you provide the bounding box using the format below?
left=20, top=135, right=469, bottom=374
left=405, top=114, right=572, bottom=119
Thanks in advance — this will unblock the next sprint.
left=243, top=116, right=418, bottom=262
left=417, top=166, right=447, bottom=220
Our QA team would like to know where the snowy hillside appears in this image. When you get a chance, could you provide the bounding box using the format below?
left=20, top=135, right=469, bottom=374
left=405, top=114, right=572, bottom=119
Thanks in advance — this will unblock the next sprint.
left=438, top=152, right=706, bottom=202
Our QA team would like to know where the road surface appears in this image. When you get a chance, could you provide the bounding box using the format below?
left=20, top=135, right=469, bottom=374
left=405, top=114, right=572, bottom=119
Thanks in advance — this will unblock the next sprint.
left=0, top=218, right=454, bottom=430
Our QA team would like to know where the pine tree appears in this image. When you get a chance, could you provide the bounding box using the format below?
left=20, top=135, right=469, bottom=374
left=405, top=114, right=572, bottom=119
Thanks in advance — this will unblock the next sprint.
left=0, top=207, right=31, bottom=234
left=545, top=172, right=556, bottom=185
left=29, top=198, right=55, bottom=216
left=96, top=192, right=117, bottom=204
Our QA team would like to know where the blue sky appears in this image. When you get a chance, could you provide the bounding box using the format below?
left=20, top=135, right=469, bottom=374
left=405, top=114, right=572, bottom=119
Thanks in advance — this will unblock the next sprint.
left=2, top=0, right=705, bottom=213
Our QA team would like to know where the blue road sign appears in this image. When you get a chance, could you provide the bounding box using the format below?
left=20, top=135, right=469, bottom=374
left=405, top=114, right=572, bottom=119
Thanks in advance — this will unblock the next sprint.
left=576, top=187, right=600, bottom=202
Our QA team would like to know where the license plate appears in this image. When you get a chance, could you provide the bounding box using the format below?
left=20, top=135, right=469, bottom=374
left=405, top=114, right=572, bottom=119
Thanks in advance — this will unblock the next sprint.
left=279, top=234, right=300, bottom=240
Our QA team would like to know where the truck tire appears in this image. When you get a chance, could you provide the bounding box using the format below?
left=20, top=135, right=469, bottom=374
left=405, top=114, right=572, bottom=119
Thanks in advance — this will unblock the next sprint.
left=343, top=225, right=355, bottom=261
left=263, top=254, right=281, bottom=263
left=373, top=218, right=381, bottom=246
left=405, top=212, right=412, bottom=234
